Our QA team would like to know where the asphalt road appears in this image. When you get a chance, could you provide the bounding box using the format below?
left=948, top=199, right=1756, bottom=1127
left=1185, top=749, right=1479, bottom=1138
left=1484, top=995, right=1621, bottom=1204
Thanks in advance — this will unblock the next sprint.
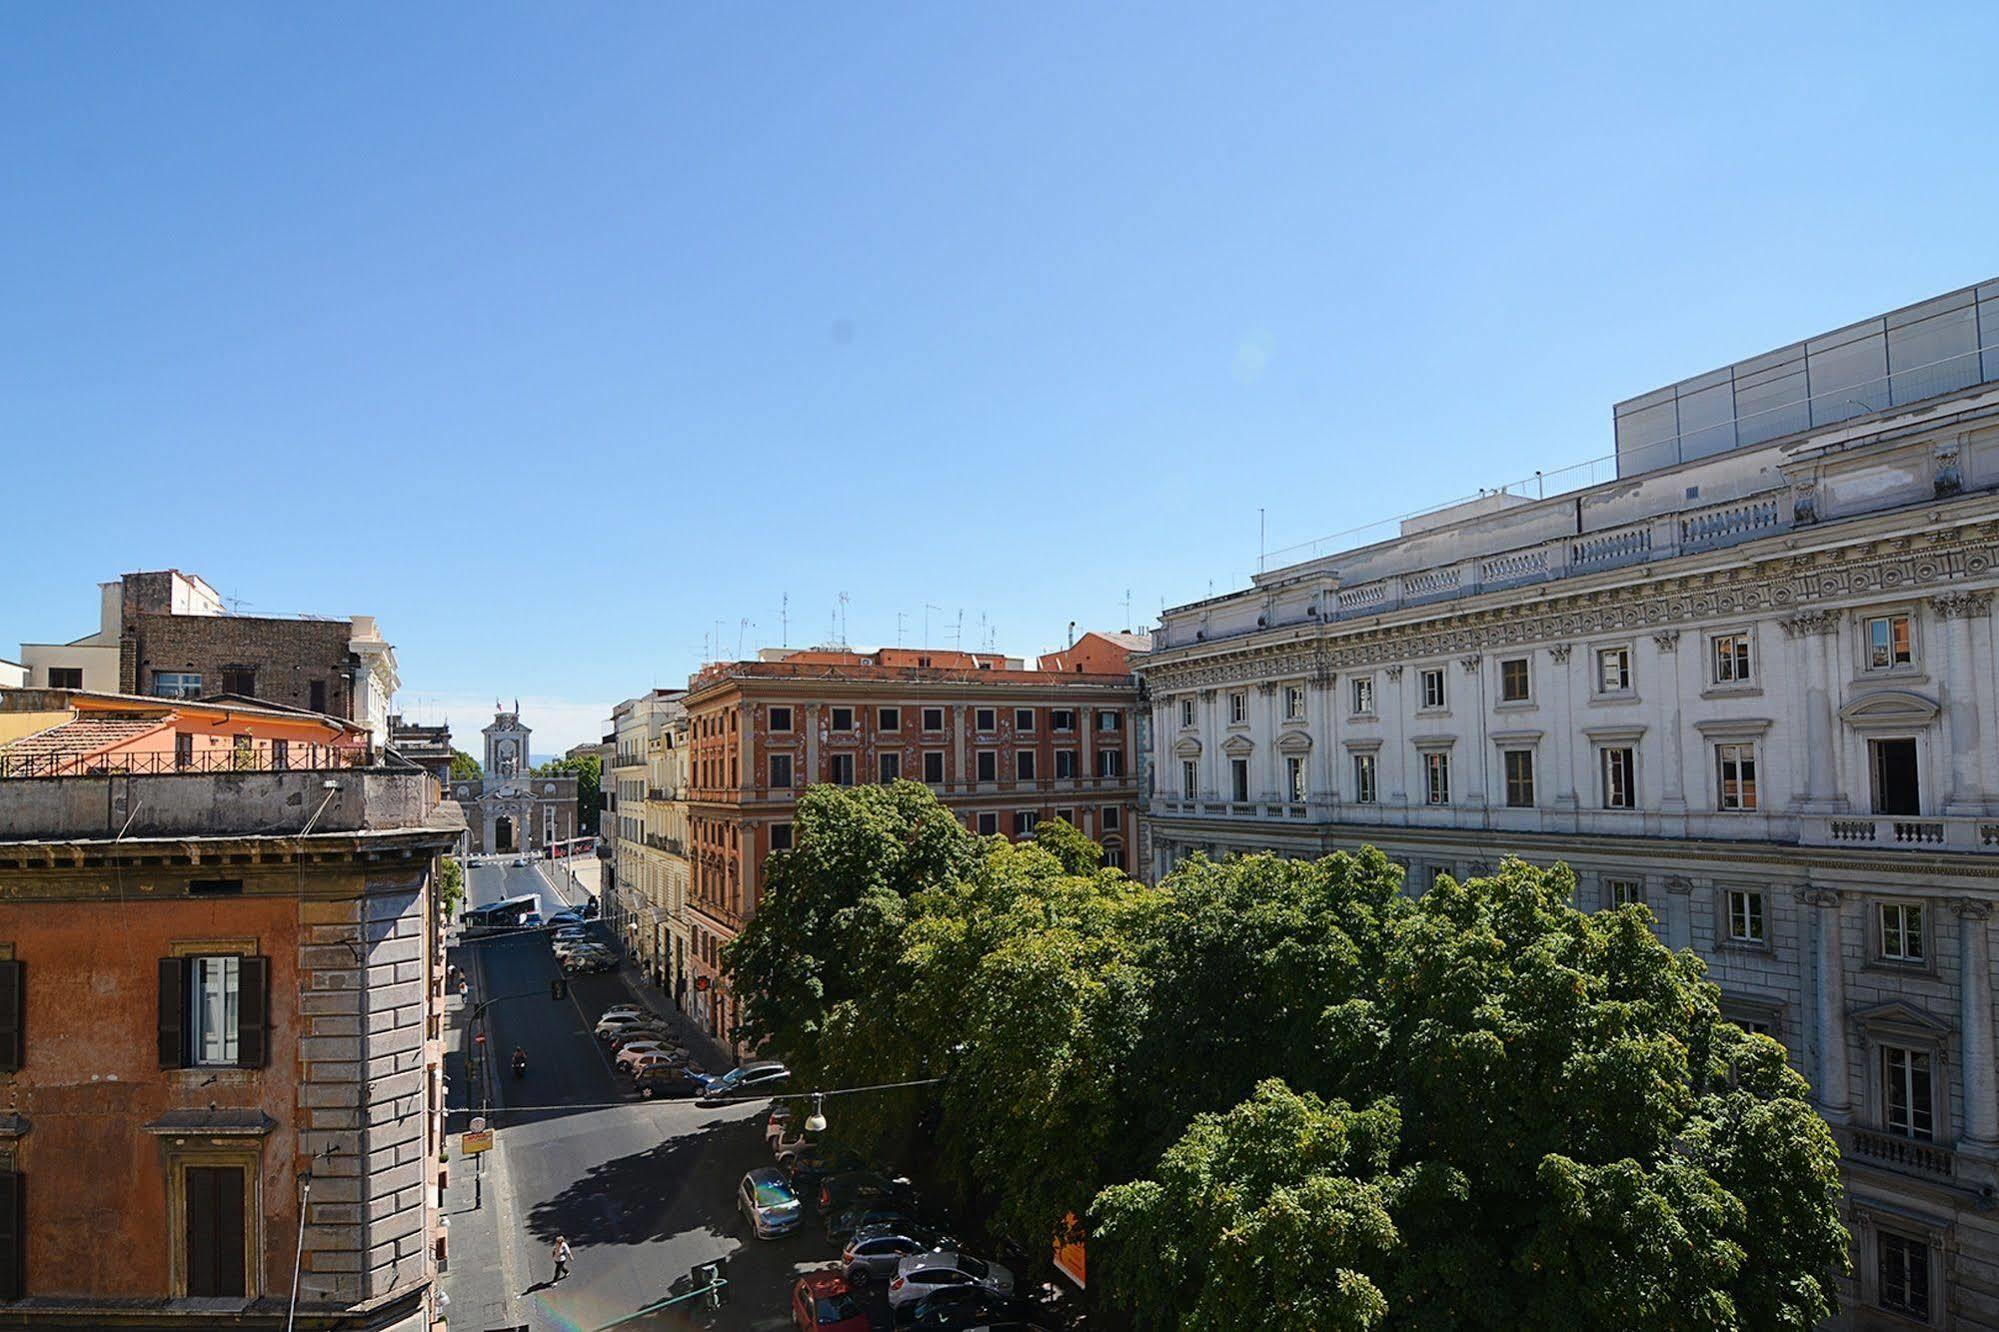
left=446, top=860, right=848, bottom=1332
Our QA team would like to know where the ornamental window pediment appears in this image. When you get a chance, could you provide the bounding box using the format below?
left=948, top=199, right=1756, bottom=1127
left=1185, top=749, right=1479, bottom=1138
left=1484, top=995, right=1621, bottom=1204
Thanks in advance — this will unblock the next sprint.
left=1172, top=736, right=1203, bottom=759
left=1275, top=730, right=1313, bottom=755
left=1850, top=998, right=1953, bottom=1041
left=1221, top=734, right=1256, bottom=758
left=1838, top=689, right=1940, bottom=730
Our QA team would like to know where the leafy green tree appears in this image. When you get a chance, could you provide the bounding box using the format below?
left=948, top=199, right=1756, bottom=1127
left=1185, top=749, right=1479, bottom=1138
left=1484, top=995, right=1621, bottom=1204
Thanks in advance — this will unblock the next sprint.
left=435, top=855, right=466, bottom=918
left=1031, top=816, right=1103, bottom=873
left=449, top=749, right=482, bottom=781
left=532, top=754, right=603, bottom=833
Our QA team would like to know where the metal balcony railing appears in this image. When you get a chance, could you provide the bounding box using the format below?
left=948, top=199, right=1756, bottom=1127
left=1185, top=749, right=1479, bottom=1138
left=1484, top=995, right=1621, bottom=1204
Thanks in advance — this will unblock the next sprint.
left=0, top=746, right=374, bottom=780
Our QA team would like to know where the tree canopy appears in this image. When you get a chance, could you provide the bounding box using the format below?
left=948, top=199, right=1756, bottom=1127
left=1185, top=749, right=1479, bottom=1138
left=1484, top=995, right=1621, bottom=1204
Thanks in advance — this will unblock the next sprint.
left=449, top=748, right=481, bottom=781
left=722, top=784, right=1847, bottom=1329
left=532, top=754, right=603, bottom=833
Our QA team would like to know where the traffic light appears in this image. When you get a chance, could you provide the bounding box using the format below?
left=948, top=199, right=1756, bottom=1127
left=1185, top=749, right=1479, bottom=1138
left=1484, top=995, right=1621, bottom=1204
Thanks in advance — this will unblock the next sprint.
left=550, top=978, right=567, bottom=1001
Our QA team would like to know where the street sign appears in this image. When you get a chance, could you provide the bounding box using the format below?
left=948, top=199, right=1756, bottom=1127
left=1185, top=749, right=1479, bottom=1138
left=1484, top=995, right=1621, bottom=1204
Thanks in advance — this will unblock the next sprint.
left=462, top=1128, right=494, bottom=1155
left=694, top=975, right=709, bottom=992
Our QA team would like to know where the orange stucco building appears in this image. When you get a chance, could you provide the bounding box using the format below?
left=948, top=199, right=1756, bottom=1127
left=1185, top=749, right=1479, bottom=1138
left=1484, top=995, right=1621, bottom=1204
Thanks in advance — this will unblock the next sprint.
left=677, top=641, right=1142, bottom=1046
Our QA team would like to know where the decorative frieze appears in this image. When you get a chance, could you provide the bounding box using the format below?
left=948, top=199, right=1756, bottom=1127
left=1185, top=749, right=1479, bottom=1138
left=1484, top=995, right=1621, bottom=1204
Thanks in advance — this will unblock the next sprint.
left=1931, top=590, right=1993, bottom=620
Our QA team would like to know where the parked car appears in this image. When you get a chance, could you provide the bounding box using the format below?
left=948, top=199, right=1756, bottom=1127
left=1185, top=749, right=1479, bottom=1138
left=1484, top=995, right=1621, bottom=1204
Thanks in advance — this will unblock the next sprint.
left=893, top=1288, right=1043, bottom=1329
left=594, top=1011, right=660, bottom=1039
left=634, top=1062, right=706, bottom=1099
left=551, top=926, right=592, bottom=944
left=792, top=1270, right=870, bottom=1332
left=627, top=1050, right=690, bottom=1080
left=696, top=1059, right=791, bottom=1105
left=512, top=857, right=528, bottom=867
left=841, top=1220, right=955, bottom=1286
left=600, top=1003, right=646, bottom=1021
left=825, top=1200, right=924, bottom=1242
left=818, top=1170, right=916, bottom=1219
left=547, top=908, right=582, bottom=926
left=886, top=1253, right=1015, bottom=1310
left=782, top=1144, right=866, bottom=1198
left=614, top=1040, right=677, bottom=1071
left=609, top=1026, right=681, bottom=1053
left=564, top=951, right=616, bottom=975
left=739, top=1166, right=804, bottom=1239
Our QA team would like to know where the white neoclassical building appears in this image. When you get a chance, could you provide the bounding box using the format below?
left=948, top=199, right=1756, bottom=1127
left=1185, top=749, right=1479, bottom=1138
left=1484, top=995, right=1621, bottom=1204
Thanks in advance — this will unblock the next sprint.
left=1137, top=278, right=1999, bottom=1328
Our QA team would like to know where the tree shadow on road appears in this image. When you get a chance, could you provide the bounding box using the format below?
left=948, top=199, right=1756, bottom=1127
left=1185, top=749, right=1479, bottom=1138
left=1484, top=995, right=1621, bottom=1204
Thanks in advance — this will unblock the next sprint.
left=524, top=1117, right=753, bottom=1249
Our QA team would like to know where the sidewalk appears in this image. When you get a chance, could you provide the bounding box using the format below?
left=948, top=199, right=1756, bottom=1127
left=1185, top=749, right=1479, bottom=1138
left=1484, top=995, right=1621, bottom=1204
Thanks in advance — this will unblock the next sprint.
left=437, top=923, right=524, bottom=1330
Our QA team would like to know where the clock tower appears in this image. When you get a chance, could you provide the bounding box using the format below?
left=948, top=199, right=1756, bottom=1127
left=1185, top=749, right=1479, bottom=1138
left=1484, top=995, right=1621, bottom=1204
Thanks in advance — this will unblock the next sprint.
left=482, top=705, right=531, bottom=779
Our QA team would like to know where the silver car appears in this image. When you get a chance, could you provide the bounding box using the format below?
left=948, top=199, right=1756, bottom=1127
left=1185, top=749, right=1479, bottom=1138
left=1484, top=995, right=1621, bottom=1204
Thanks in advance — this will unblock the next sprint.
left=887, top=1251, right=1015, bottom=1309
left=738, top=1166, right=803, bottom=1238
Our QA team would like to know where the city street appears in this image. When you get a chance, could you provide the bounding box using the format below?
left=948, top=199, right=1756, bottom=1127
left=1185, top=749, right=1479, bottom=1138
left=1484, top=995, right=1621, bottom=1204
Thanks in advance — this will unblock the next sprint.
left=440, top=861, right=835, bottom=1332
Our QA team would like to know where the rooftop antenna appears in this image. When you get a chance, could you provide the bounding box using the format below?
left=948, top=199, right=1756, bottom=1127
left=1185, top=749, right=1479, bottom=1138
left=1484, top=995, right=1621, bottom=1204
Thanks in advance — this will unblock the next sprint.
left=1259, top=507, right=1266, bottom=573
left=952, top=610, right=963, bottom=649
left=1123, top=588, right=1133, bottom=633
left=838, top=592, right=850, bottom=647
left=780, top=592, right=789, bottom=648
left=923, top=604, right=941, bottom=648
left=736, top=618, right=751, bottom=657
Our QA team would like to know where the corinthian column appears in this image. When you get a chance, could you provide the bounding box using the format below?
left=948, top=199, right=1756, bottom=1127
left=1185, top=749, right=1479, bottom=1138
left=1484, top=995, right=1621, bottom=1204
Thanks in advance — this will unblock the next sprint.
left=1956, top=899, right=1999, bottom=1148
left=1933, top=591, right=1994, bottom=815
left=1780, top=611, right=1843, bottom=812
left=1799, top=886, right=1851, bottom=1121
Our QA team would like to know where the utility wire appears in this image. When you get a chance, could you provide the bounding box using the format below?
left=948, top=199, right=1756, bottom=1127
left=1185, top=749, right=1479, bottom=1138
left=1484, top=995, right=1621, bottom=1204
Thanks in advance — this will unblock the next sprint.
left=445, top=1076, right=948, bottom=1119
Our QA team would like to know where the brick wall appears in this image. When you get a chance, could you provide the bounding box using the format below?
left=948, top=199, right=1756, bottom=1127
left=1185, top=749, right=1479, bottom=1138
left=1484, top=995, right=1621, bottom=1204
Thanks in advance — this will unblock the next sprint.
left=123, top=610, right=356, bottom=719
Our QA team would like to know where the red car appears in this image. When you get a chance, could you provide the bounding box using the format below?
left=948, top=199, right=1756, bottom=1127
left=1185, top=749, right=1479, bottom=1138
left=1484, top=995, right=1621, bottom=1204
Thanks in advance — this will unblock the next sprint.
left=792, top=1270, right=869, bottom=1332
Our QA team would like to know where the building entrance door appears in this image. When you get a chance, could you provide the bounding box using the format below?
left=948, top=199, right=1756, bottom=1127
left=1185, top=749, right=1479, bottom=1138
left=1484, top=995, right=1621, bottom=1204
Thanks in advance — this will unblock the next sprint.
left=495, top=816, right=516, bottom=853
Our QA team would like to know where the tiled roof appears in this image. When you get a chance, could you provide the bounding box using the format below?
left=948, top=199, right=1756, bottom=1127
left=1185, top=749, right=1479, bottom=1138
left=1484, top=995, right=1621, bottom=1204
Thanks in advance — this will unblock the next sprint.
left=1095, top=630, right=1154, bottom=651
left=0, top=717, right=165, bottom=760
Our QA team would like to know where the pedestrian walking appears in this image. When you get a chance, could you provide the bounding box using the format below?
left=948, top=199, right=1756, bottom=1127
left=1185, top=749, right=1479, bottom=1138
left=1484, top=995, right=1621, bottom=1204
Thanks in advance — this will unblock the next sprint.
left=552, top=1236, right=572, bottom=1284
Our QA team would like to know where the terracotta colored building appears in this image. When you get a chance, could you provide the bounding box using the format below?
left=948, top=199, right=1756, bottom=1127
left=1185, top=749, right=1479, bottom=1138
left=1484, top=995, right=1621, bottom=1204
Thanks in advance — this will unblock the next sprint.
left=0, top=689, right=460, bottom=1330
left=678, top=641, right=1141, bottom=1044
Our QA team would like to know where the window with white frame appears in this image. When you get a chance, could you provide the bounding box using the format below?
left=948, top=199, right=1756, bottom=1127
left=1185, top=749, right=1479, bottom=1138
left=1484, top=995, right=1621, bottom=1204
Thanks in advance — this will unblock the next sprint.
left=1499, top=657, right=1530, bottom=702
left=1606, top=878, right=1641, bottom=909
left=828, top=753, right=855, bottom=786
left=1051, top=709, right=1076, bottom=732
left=1230, top=758, right=1250, bottom=803
left=922, top=707, right=945, bottom=731
left=879, top=752, right=901, bottom=783
left=1015, top=708, right=1036, bottom=733
left=1716, top=742, right=1758, bottom=811
left=1101, top=806, right=1120, bottom=830
left=1420, top=667, right=1446, bottom=710
left=1013, top=810, right=1039, bottom=837
left=1055, top=749, right=1077, bottom=780
left=976, top=707, right=997, bottom=731
left=1351, top=677, right=1375, bottom=715
left=977, top=812, right=998, bottom=835
left=1103, top=843, right=1125, bottom=871
left=1725, top=889, right=1766, bottom=944
left=1095, top=748, right=1123, bottom=778
left=768, top=706, right=793, bottom=732
left=1882, top=1044, right=1936, bottom=1140
left=1285, top=756, right=1306, bottom=802
left=1596, top=646, right=1632, bottom=694
left=1181, top=760, right=1197, bottom=800
left=1876, top=1230, right=1931, bottom=1321
left=769, top=753, right=793, bottom=789
left=1228, top=692, right=1247, bottom=724
left=830, top=706, right=855, bottom=731
left=1710, top=633, right=1753, bottom=685
left=976, top=750, right=997, bottom=782
left=1423, top=751, right=1450, bottom=805
left=189, top=955, right=242, bottom=1067
left=1865, top=612, right=1914, bottom=671
left=1878, top=901, right=1926, bottom=964
left=770, top=822, right=793, bottom=852
left=878, top=707, right=900, bottom=732
left=1180, top=699, right=1196, bottom=728
left=923, top=751, right=945, bottom=783
left=1352, top=753, right=1377, bottom=804
left=1602, top=747, right=1636, bottom=809
left=153, top=672, right=203, bottom=699
left=1283, top=685, right=1306, bottom=720
left=1096, top=709, right=1122, bottom=732
left=1016, top=751, right=1036, bottom=782
left=1502, top=750, right=1535, bottom=808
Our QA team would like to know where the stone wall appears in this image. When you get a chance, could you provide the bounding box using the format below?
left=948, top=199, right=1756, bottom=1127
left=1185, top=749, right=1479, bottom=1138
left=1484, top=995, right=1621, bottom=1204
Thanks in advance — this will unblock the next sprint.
left=122, top=608, right=357, bottom=720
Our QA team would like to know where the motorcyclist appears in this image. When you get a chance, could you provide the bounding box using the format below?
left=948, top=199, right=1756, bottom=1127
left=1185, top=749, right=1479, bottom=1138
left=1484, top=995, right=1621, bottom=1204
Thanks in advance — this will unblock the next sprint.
left=512, top=1045, right=527, bottom=1078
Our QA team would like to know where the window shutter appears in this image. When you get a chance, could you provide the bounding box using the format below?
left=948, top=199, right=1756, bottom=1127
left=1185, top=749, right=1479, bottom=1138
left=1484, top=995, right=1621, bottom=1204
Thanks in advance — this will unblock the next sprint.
left=0, top=963, right=22, bottom=1074
left=0, top=1170, right=21, bottom=1300
left=235, top=956, right=268, bottom=1069
left=157, top=958, right=186, bottom=1068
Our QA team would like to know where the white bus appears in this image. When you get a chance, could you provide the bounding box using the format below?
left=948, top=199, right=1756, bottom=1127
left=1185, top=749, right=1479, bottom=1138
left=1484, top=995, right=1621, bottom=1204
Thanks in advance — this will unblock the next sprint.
left=461, top=894, right=542, bottom=932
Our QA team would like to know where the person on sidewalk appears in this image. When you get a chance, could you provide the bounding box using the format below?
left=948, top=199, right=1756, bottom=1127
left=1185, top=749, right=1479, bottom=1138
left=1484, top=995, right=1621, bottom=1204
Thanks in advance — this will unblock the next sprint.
left=552, top=1235, right=572, bottom=1284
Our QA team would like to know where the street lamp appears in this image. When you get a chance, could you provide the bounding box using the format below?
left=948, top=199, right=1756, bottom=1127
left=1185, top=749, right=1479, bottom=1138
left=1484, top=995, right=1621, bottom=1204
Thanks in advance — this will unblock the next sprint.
left=804, top=1093, right=827, bottom=1134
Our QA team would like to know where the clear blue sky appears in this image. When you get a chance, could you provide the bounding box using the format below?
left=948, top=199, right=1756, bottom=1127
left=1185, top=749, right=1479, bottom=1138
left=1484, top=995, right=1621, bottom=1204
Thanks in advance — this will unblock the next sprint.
left=5, top=4, right=1996, bottom=752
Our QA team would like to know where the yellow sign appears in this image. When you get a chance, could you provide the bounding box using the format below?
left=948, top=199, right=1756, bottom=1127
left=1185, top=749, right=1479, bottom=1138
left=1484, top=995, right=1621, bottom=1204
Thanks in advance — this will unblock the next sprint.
left=462, top=1129, right=494, bottom=1155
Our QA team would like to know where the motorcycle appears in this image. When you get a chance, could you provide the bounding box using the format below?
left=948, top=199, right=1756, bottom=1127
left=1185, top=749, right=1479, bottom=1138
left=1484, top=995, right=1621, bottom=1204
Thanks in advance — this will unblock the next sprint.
left=512, top=1052, right=528, bottom=1079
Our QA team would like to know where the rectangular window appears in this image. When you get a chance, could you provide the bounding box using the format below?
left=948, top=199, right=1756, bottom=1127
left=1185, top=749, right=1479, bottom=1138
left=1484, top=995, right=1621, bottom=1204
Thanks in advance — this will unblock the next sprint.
left=153, top=672, right=203, bottom=699
left=269, top=738, right=288, bottom=771
left=1230, top=758, right=1250, bottom=803
left=977, top=751, right=997, bottom=783
left=1055, top=749, right=1077, bottom=779
left=1711, top=633, right=1753, bottom=685
left=878, top=752, right=900, bottom=783
left=1602, top=747, right=1636, bottom=809
left=1181, top=760, right=1198, bottom=800
left=1499, top=658, right=1530, bottom=702
left=1726, top=889, right=1766, bottom=944
left=878, top=707, right=900, bottom=732
left=769, top=822, right=793, bottom=851
left=1283, top=685, right=1306, bottom=720
left=1717, top=743, right=1758, bottom=811
left=1228, top=692, right=1247, bottom=724
left=1016, top=751, right=1036, bottom=782
left=768, top=706, right=793, bottom=732
left=1870, top=738, right=1920, bottom=816
left=1180, top=699, right=1196, bottom=728
left=769, top=754, right=793, bottom=789
left=830, top=707, right=854, bottom=732
left=1503, top=750, right=1535, bottom=807
left=923, top=751, right=945, bottom=783
left=828, top=754, right=855, bottom=786
left=1351, top=677, right=1375, bottom=715
left=1051, top=709, right=1076, bottom=732
left=175, top=732, right=195, bottom=770
left=1104, top=845, right=1125, bottom=871
left=184, top=1164, right=247, bottom=1298
left=1095, top=748, right=1123, bottom=778
left=1353, top=753, right=1377, bottom=804
left=1882, top=1045, right=1935, bottom=1141
left=1606, top=878, right=1641, bottom=909
left=976, top=708, right=997, bottom=731
left=1420, top=668, right=1446, bottom=709
left=220, top=666, right=256, bottom=696
left=1596, top=646, right=1631, bottom=693
left=921, top=707, right=944, bottom=731
left=46, top=666, right=82, bottom=689
left=1879, top=902, right=1925, bottom=963
left=190, top=956, right=241, bottom=1067
left=1285, top=755, right=1306, bottom=802
left=977, top=812, right=998, bottom=836
left=1877, top=1231, right=1930, bottom=1320
left=1423, top=751, right=1450, bottom=805
left=1100, top=806, right=1120, bottom=830
left=1096, top=709, right=1122, bottom=732
left=1866, top=613, right=1914, bottom=670
left=309, top=680, right=327, bottom=713
left=1015, top=708, right=1036, bottom=733
left=1013, top=811, right=1039, bottom=837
